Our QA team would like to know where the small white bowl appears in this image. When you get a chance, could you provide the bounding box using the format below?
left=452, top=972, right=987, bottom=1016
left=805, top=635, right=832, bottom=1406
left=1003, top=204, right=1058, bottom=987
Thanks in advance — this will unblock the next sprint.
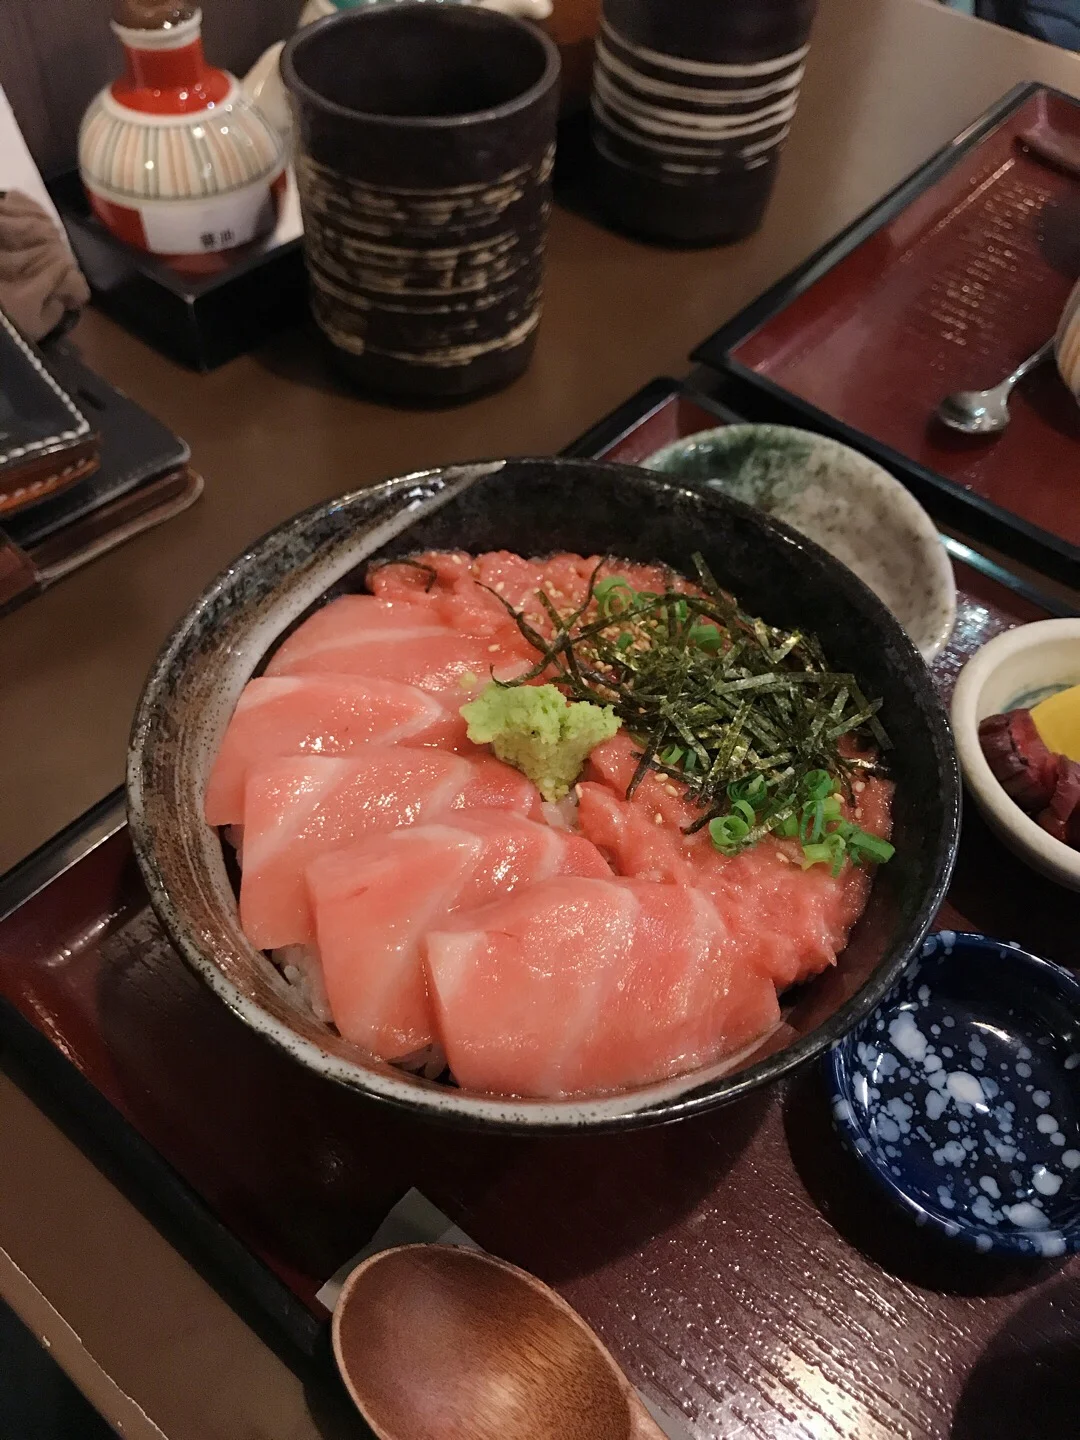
left=951, top=619, right=1080, bottom=891
left=644, top=424, right=957, bottom=661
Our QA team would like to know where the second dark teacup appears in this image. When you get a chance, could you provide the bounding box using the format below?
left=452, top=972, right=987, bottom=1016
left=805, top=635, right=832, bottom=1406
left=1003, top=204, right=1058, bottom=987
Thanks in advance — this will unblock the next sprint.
left=590, top=0, right=817, bottom=246
left=283, top=5, right=560, bottom=402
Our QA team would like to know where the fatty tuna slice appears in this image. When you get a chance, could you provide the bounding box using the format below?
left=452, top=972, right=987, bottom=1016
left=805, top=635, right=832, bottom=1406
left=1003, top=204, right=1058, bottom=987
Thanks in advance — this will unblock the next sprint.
left=239, top=750, right=540, bottom=949
left=307, top=814, right=610, bottom=1061
left=424, top=875, right=781, bottom=1098
left=204, top=675, right=471, bottom=826
left=265, top=594, right=532, bottom=697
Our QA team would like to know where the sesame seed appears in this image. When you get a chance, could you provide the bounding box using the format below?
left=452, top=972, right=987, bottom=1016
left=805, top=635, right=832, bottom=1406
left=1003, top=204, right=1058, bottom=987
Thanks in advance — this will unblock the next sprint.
left=854, top=807, right=863, bottom=820
left=488, top=644, right=500, bottom=652
left=853, top=781, right=865, bottom=794
left=654, top=812, right=664, bottom=825
left=574, top=784, right=583, bottom=799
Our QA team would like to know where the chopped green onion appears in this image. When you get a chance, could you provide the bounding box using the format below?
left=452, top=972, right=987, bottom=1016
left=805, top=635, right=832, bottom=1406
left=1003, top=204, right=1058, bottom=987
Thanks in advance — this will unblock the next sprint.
left=594, top=576, right=635, bottom=616
left=800, top=798, right=826, bottom=845
left=801, top=769, right=833, bottom=800
left=689, top=624, right=722, bottom=652
left=660, top=745, right=684, bottom=766
left=728, top=772, right=767, bottom=808
left=840, top=823, right=895, bottom=866
left=709, top=814, right=750, bottom=854
left=731, top=799, right=756, bottom=826
left=801, top=832, right=846, bottom=876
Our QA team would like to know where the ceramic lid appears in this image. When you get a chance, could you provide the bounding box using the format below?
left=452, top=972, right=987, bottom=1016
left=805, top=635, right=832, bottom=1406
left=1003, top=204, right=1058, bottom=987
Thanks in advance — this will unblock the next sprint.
left=112, top=0, right=197, bottom=27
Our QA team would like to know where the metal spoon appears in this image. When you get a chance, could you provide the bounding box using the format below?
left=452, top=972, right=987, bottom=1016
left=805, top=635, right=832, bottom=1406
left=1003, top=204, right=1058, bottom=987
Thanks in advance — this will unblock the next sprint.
left=936, top=339, right=1055, bottom=436
left=332, top=1244, right=667, bottom=1440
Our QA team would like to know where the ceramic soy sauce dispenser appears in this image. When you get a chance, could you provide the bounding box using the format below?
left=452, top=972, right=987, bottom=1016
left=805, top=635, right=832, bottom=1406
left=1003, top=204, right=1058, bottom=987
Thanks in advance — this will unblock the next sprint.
left=78, top=0, right=287, bottom=266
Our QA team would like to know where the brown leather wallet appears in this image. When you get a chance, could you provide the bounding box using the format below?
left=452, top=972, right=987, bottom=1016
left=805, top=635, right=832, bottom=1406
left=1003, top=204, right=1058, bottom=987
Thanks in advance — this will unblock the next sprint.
left=0, top=307, right=99, bottom=518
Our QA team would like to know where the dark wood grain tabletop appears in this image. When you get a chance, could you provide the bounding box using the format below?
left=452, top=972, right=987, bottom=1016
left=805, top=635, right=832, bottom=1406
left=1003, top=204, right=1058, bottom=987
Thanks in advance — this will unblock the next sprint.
left=1, top=0, right=1080, bottom=1436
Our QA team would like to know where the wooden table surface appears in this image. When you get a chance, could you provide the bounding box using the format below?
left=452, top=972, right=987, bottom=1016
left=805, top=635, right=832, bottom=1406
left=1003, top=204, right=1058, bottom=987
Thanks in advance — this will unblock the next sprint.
left=1, top=0, right=1079, bottom=1435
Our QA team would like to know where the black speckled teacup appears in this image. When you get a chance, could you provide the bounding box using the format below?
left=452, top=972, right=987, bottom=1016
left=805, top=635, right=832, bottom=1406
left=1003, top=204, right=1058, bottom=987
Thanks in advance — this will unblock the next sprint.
left=283, top=5, right=560, bottom=402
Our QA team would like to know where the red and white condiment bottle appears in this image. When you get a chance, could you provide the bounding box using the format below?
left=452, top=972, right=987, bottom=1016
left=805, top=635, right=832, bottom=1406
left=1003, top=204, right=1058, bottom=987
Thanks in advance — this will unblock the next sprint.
left=78, top=0, right=286, bottom=264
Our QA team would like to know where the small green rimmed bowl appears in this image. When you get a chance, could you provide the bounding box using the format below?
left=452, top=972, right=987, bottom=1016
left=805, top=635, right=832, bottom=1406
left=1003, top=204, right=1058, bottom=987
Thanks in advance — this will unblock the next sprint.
left=644, top=424, right=956, bottom=663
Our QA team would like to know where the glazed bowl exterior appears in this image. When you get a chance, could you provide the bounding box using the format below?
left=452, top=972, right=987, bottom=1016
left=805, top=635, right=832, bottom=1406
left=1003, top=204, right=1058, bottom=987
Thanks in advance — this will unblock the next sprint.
left=127, top=458, right=960, bottom=1132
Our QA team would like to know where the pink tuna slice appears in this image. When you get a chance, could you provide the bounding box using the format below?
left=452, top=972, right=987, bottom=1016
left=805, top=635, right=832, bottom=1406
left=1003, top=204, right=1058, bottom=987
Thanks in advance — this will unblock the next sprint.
left=579, top=733, right=892, bottom=991
left=370, top=552, right=561, bottom=633
left=204, top=675, right=472, bottom=827
left=264, top=594, right=533, bottom=696
left=239, top=750, right=541, bottom=950
left=306, top=813, right=610, bottom=1061
left=424, top=875, right=781, bottom=1098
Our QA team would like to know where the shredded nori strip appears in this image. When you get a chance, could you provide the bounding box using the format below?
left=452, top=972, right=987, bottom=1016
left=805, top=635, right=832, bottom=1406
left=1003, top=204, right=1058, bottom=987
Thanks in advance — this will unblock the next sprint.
left=367, top=557, right=438, bottom=592
left=485, top=553, right=890, bottom=838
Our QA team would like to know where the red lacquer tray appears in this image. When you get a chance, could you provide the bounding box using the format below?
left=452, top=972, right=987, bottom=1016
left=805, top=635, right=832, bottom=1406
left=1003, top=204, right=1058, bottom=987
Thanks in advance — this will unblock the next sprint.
left=693, top=84, right=1080, bottom=586
left=2, top=380, right=1079, bottom=1436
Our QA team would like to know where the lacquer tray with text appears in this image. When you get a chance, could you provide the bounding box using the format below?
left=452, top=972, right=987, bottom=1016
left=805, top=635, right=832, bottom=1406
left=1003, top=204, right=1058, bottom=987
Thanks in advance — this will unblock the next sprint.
left=693, top=85, right=1080, bottom=585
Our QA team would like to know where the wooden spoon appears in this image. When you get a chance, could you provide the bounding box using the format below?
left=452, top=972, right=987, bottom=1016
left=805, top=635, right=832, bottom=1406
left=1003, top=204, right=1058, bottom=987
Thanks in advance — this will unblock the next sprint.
left=332, top=1244, right=667, bottom=1440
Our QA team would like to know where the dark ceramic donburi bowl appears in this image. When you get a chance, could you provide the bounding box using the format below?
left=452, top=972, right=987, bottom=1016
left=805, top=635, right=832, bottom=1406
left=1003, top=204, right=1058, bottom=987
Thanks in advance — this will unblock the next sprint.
left=128, top=459, right=960, bottom=1132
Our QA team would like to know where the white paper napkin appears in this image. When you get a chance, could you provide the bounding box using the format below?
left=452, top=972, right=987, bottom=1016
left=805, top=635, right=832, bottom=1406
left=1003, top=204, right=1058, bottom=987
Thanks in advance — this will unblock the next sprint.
left=0, top=87, right=65, bottom=238
left=318, top=1188, right=695, bottom=1440
left=0, top=84, right=75, bottom=252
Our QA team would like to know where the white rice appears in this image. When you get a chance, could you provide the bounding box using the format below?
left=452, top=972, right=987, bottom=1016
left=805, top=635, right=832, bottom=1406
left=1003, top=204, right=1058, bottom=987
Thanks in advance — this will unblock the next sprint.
left=273, top=944, right=333, bottom=1023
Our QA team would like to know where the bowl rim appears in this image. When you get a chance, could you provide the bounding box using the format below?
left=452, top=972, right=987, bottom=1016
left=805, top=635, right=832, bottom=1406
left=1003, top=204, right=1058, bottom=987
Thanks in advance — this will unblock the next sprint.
left=950, top=619, right=1080, bottom=890
left=642, top=421, right=957, bottom=663
left=826, top=929, right=1080, bottom=1255
left=127, top=456, right=960, bottom=1132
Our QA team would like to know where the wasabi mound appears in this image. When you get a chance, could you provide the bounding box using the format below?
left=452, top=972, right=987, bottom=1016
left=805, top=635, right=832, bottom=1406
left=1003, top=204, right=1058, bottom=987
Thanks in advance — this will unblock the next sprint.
left=461, top=683, right=621, bottom=802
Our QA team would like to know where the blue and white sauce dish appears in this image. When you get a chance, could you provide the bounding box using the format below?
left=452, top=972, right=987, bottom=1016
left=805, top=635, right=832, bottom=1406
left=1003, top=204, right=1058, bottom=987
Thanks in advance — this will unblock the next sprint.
left=826, top=931, right=1080, bottom=1257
